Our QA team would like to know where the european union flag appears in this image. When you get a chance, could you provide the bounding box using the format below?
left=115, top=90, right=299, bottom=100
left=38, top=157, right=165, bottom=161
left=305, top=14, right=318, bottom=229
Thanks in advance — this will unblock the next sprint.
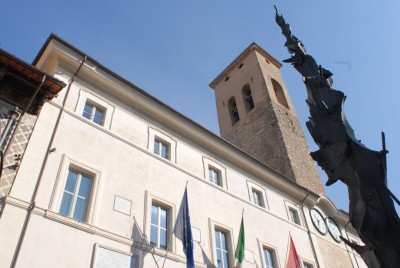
left=174, top=187, right=195, bottom=268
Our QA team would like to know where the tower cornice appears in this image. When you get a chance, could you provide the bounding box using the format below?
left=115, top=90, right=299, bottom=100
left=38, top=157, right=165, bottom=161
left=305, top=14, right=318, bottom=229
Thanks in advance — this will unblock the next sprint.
left=209, top=42, right=282, bottom=89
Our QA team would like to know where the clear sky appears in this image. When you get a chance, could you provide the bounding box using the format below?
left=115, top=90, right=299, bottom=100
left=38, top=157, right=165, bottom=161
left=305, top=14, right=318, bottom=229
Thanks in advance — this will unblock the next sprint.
left=2, top=1, right=399, bottom=213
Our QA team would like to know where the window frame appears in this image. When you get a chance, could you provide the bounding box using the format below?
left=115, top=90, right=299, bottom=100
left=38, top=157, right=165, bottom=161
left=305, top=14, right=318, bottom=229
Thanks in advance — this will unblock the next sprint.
left=284, top=201, right=302, bottom=226
left=209, top=219, right=234, bottom=268
left=263, top=246, right=278, bottom=268
left=246, top=181, right=268, bottom=209
left=258, top=240, right=281, bottom=268
left=148, top=127, right=177, bottom=163
left=215, top=229, right=230, bottom=268
left=150, top=203, right=169, bottom=249
left=74, top=88, right=114, bottom=129
left=82, top=100, right=106, bottom=126
left=208, top=166, right=222, bottom=186
left=252, top=188, right=265, bottom=208
left=50, top=155, right=101, bottom=225
left=202, top=157, right=227, bottom=189
left=153, top=138, right=170, bottom=160
left=59, top=168, right=93, bottom=222
left=144, top=191, right=176, bottom=253
left=288, top=207, right=301, bottom=226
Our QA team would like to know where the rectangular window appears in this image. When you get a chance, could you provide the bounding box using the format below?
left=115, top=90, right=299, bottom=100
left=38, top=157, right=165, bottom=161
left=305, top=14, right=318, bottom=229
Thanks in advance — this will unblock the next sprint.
left=252, top=189, right=264, bottom=207
left=150, top=203, right=168, bottom=249
left=154, top=139, right=169, bottom=159
left=289, top=208, right=301, bottom=225
left=208, top=167, right=221, bottom=186
left=263, top=247, right=276, bottom=268
left=82, top=101, right=105, bottom=125
left=215, top=229, right=230, bottom=268
left=59, top=169, right=93, bottom=222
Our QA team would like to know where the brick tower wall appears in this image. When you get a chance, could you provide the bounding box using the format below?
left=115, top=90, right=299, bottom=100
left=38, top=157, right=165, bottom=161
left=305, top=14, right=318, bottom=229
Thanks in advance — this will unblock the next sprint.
left=212, top=45, right=324, bottom=194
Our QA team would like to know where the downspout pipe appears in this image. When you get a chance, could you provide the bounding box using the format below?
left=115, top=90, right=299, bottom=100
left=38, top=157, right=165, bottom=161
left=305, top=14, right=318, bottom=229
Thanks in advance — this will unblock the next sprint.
left=11, top=56, right=87, bottom=268
left=300, top=191, right=321, bottom=268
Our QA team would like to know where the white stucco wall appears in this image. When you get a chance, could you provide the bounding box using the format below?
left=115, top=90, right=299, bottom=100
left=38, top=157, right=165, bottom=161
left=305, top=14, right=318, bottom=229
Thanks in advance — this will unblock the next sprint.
left=0, top=40, right=366, bottom=268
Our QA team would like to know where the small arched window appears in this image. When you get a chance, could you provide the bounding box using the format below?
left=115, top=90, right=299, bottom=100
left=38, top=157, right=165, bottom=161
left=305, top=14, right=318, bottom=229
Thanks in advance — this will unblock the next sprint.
left=228, top=97, right=239, bottom=125
left=271, top=79, right=289, bottom=109
left=242, top=84, right=254, bottom=112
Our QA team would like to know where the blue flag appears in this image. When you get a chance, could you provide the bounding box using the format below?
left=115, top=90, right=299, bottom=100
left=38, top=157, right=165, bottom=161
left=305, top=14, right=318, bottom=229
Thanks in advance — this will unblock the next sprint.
left=174, top=187, right=195, bottom=268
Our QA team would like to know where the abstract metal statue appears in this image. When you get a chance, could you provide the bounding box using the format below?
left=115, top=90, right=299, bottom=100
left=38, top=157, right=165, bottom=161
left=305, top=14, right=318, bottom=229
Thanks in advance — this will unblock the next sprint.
left=274, top=7, right=400, bottom=268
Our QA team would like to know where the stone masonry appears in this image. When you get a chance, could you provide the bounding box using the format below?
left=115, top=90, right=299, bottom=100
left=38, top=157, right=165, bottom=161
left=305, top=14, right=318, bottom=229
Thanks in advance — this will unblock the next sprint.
left=211, top=43, right=324, bottom=194
left=224, top=100, right=324, bottom=194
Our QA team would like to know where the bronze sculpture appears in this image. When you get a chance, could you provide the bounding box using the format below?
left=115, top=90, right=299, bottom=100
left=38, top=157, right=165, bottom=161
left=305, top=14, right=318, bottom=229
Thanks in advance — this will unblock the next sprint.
left=274, top=6, right=400, bottom=268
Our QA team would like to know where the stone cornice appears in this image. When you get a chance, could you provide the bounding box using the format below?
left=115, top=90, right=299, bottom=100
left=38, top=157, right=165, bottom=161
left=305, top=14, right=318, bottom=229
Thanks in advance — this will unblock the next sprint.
left=209, top=42, right=282, bottom=89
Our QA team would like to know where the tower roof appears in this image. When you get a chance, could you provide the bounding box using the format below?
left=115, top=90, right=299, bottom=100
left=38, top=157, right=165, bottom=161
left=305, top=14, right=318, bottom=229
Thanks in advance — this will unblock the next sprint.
left=209, top=42, right=282, bottom=89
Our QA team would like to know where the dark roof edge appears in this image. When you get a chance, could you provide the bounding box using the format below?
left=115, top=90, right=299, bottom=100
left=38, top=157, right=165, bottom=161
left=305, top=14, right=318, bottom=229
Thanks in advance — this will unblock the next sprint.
left=0, top=48, right=65, bottom=88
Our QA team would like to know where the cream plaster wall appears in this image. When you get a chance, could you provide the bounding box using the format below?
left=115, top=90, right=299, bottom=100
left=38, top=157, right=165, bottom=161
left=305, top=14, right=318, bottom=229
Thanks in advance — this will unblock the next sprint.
left=0, top=40, right=365, bottom=268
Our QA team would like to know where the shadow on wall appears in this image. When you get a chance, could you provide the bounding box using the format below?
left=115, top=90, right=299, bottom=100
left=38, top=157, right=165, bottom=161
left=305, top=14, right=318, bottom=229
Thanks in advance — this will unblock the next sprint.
left=131, top=217, right=152, bottom=268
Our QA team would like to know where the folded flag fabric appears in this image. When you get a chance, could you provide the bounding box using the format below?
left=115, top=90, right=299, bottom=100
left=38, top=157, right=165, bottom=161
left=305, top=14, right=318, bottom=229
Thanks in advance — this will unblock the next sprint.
left=173, top=187, right=195, bottom=268
left=286, top=235, right=300, bottom=268
left=234, top=217, right=245, bottom=268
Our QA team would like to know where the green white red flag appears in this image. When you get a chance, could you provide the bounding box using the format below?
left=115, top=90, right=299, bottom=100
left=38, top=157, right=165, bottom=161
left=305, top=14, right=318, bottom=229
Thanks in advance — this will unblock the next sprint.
left=234, top=217, right=245, bottom=268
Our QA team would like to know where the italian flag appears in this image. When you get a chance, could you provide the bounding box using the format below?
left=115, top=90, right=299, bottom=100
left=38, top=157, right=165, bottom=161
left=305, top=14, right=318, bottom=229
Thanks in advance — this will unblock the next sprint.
left=234, top=217, right=245, bottom=268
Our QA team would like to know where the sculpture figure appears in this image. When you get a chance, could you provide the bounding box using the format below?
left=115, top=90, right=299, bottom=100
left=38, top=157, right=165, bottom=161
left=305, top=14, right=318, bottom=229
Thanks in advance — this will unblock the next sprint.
left=274, top=6, right=400, bottom=267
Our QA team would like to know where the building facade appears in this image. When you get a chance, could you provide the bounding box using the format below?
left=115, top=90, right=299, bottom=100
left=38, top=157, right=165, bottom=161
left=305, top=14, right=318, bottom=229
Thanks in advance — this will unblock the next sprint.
left=0, top=35, right=366, bottom=268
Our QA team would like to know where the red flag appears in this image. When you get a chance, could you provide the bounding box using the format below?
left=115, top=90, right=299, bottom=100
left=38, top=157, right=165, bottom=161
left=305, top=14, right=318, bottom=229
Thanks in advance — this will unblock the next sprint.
left=286, top=235, right=300, bottom=268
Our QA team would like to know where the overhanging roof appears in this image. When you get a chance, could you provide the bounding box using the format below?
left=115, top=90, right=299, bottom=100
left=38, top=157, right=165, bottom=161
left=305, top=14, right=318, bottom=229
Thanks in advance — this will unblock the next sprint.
left=0, top=48, right=66, bottom=115
left=0, top=49, right=65, bottom=95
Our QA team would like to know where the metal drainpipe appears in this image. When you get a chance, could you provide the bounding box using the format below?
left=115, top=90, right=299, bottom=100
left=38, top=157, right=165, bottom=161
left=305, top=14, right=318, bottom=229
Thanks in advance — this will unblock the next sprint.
left=344, top=222, right=360, bottom=268
left=11, top=56, right=87, bottom=268
left=300, top=191, right=321, bottom=268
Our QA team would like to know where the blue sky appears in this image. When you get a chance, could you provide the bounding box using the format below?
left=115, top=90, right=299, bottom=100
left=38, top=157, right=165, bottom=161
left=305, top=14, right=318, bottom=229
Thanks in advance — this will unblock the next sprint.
left=2, top=1, right=399, bottom=212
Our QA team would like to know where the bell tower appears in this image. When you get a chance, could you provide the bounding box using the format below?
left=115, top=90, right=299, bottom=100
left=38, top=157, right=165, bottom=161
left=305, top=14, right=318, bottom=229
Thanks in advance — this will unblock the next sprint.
left=209, top=43, right=324, bottom=194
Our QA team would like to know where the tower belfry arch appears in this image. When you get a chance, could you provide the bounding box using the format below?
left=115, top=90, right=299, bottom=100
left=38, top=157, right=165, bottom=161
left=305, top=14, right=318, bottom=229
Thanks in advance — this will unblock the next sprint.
left=209, top=42, right=324, bottom=194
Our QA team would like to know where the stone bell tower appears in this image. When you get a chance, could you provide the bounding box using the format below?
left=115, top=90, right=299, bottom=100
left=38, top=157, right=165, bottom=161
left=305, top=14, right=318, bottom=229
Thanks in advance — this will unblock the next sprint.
left=209, top=42, right=324, bottom=194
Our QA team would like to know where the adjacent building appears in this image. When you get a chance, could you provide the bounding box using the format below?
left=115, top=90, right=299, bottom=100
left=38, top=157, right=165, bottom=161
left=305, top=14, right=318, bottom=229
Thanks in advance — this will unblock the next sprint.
left=0, top=35, right=366, bottom=268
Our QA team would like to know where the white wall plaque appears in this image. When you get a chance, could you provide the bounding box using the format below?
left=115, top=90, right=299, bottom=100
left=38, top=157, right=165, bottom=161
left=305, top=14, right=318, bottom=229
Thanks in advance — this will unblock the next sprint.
left=192, top=227, right=201, bottom=242
left=95, top=245, right=136, bottom=268
left=114, top=196, right=132, bottom=216
left=244, top=249, right=255, bottom=263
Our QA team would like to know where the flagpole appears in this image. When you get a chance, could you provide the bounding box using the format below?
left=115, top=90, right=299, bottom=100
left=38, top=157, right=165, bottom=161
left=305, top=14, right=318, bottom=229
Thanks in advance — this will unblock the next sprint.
left=234, top=209, right=245, bottom=268
left=285, top=232, right=290, bottom=268
left=162, top=182, right=189, bottom=268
